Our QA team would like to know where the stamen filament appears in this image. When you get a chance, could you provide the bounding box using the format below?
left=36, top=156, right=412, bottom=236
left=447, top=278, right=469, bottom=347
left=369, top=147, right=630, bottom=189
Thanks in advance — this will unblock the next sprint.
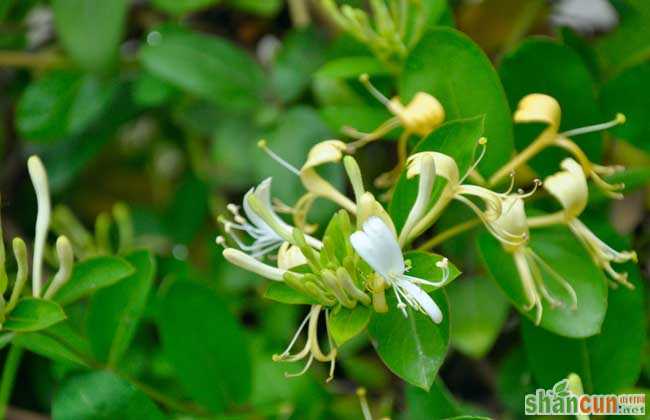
left=559, top=113, right=626, bottom=138
left=359, top=73, right=392, bottom=107
left=258, top=139, right=301, bottom=176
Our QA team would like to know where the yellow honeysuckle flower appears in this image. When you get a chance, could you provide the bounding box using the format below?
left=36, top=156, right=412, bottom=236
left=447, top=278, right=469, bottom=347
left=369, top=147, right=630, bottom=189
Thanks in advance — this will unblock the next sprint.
left=490, top=93, right=626, bottom=197
left=535, top=158, right=638, bottom=288
left=258, top=139, right=356, bottom=216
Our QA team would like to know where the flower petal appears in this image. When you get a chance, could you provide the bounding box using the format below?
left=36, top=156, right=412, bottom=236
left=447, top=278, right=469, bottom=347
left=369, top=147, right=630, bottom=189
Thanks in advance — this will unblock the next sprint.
left=398, top=279, right=443, bottom=324
left=350, top=217, right=404, bottom=279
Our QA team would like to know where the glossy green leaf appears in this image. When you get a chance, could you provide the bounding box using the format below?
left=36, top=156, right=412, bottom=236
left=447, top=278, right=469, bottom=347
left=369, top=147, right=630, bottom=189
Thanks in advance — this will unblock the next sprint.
left=158, top=280, right=251, bottom=413
left=400, top=28, right=513, bottom=176
left=140, top=25, right=265, bottom=112
left=16, top=71, right=118, bottom=142
left=447, top=276, right=509, bottom=358
left=405, top=379, right=464, bottom=419
left=12, top=322, right=92, bottom=366
left=521, top=233, right=645, bottom=393
left=600, top=61, right=650, bottom=152
left=500, top=38, right=602, bottom=178
left=496, top=346, right=536, bottom=414
left=368, top=254, right=452, bottom=390
left=328, top=305, right=371, bottom=347
left=315, top=56, right=388, bottom=79
left=151, top=0, right=220, bottom=15
left=52, top=0, right=128, bottom=71
left=263, top=282, right=318, bottom=305
left=477, top=226, right=608, bottom=338
left=87, top=250, right=156, bottom=365
left=272, top=28, right=327, bottom=103
left=389, top=116, right=485, bottom=232
left=4, top=298, right=66, bottom=332
left=52, top=371, right=166, bottom=420
left=53, top=256, right=134, bottom=306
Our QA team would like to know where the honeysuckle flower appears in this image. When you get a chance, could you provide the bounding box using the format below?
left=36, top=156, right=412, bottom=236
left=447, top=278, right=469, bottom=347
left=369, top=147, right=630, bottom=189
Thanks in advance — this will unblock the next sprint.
left=343, top=74, right=445, bottom=188
left=402, top=139, right=539, bottom=246
left=491, top=196, right=578, bottom=325
left=219, top=177, right=321, bottom=259
left=350, top=217, right=449, bottom=323
left=43, top=236, right=74, bottom=299
left=258, top=139, right=357, bottom=217
left=488, top=93, right=626, bottom=198
left=272, top=304, right=337, bottom=381
left=532, top=158, right=638, bottom=288
left=277, top=242, right=308, bottom=270
left=222, top=247, right=288, bottom=281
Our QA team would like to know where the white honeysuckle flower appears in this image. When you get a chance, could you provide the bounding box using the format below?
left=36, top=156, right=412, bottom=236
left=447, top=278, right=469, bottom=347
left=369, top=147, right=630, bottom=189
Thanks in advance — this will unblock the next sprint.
left=542, top=158, right=637, bottom=288
left=492, top=196, right=577, bottom=325
left=550, top=0, right=618, bottom=34
left=277, top=242, right=308, bottom=270
left=404, top=141, right=538, bottom=246
left=398, top=153, right=435, bottom=246
left=219, top=177, right=321, bottom=259
left=350, top=217, right=449, bottom=323
left=27, top=155, right=51, bottom=298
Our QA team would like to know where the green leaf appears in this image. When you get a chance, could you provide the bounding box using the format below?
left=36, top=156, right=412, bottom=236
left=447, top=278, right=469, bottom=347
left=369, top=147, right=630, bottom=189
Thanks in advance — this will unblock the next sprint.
left=52, top=0, right=128, bottom=71
left=16, top=71, right=118, bottom=142
left=263, top=282, right=318, bottom=305
left=158, top=281, right=251, bottom=413
left=4, top=298, right=66, bottom=332
left=140, top=25, right=265, bottom=112
left=13, top=322, right=92, bottom=366
left=368, top=285, right=449, bottom=390
left=600, top=61, right=650, bottom=152
left=315, top=56, right=388, bottom=79
left=400, top=28, right=514, bottom=176
left=389, top=117, right=485, bottom=232
left=52, top=371, right=166, bottom=420
left=447, top=276, right=509, bottom=359
left=477, top=225, right=608, bottom=338
left=499, top=38, right=602, bottom=178
left=272, top=28, right=327, bottom=103
left=320, top=105, right=392, bottom=138
left=496, top=346, right=536, bottom=414
left=53, top=256, right=134, bottom=306
left=405, top=379, right=464, bottom=419
left=151, top=0, right=220, bottom=15
left=521, top=232, right=645, bottom=393
left=328, top=305, right=371, bottom=347
left=87, top=250, right=156, bottom=365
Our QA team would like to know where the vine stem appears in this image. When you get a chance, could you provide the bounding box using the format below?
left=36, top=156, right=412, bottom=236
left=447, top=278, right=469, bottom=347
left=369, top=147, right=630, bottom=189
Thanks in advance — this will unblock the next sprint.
left=417, top=218, right=480, bottom=251
left=0, top=345, right=23, bottom=419
left=487, top=130, right=554, bottom=187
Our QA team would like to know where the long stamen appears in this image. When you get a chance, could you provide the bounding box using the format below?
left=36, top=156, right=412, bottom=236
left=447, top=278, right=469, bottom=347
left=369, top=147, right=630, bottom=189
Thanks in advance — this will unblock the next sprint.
left=285, top=354, right=314, bottom=378
left=273, top=310, right=312, bottom=360
left=359, top=73, right=392, bottom=107
left=514, top=179, right=542, bottom=199
left=459, top=137, right=487, bottom=184
left=528, top=249, right=578, bottom=310
left=357, top=388, right=373, bottom=420
left=258, top=139, right=301, bottom=176
left=559, top=113, right=626, bottom=138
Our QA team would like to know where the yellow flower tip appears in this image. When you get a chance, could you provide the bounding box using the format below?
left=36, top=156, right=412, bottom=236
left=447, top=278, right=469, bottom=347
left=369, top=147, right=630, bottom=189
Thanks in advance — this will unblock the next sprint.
left=272, top=354, right=283, bottom=362
left=257, top=139, right=268, bottom=149
left=514, top=93, right=561, bottom=129
left=356, top=387, right=367, bottom=397
left=215, top=236, right=226, bottom=247
left=631, top=250, right=638, bottom=264
left=359, top=73, right=369, bottom=83
left=478, top=137, right=487, bottom=145
left=616, top=113, right=626, bottom=124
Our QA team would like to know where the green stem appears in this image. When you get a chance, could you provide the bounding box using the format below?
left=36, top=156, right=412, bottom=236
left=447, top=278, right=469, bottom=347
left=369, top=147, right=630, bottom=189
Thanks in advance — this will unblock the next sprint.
left=125, top=375, right=208, bottom=416
left=0, top=345, right=23, bottom=420
left=0, top=51, right=69, bottom=69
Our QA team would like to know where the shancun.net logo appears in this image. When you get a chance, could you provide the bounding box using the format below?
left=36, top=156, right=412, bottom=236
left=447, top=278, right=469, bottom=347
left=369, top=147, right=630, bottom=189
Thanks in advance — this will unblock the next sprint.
left=525, top=379, right=646, bottom=416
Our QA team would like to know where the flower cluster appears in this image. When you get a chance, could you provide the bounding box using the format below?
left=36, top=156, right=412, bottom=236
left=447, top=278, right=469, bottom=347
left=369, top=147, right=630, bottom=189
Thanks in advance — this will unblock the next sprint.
left=217, top=85, right=637, bottom=380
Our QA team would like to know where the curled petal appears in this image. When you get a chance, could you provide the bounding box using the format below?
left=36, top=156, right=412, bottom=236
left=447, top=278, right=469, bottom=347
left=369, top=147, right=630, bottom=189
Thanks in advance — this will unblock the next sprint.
left=397, top=279, right=443, bottom=324
left=543, top=158, right=588, bottom=220
left=514, top=93, right=562, bottom=131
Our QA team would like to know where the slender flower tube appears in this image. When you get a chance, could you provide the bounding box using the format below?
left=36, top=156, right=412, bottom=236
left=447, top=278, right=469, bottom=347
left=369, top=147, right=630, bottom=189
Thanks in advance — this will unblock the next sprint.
left=27, top=155, right=51, bottom=298
left=535, top=158, right=637, bottom=288
left=222, top=248, right=287, bottom=281
left=350, top=217, right=449, bottom=323
left=488, top=93, right=626, bottom=197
